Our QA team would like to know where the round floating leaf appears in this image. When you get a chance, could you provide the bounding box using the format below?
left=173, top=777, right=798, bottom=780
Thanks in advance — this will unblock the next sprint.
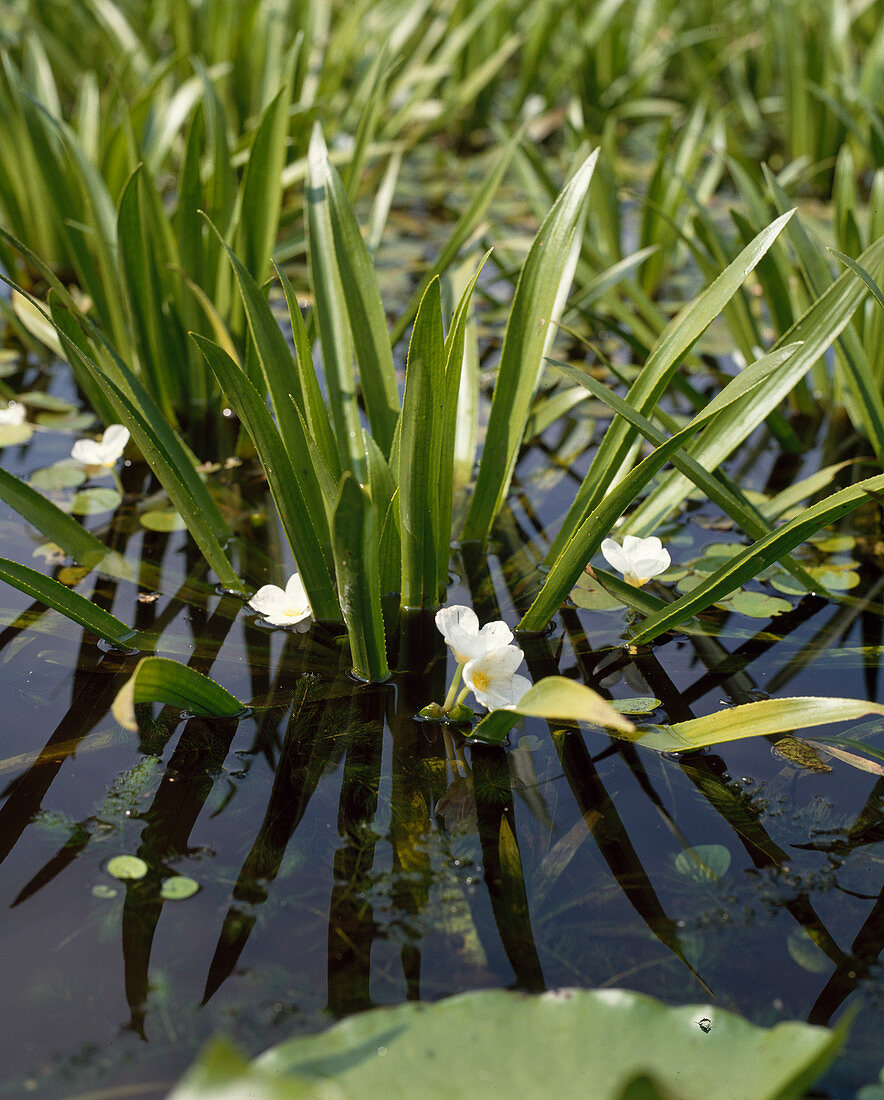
left=228, top=988, right=842, bottom=1100
left=35, top=410, right=96, bottom=431
left=517, top=735, right=543, bottom=751
left=29, top=465, right=87, bottom=491
left=810, top=534, right=855, bottom=554
left=0, top=423, right=34, bottom=447
left=70, top=488, right=122, bottom=515
left=807, top=565, right=860, bottom=591
left=160, top=876, right=199, bottom=900
left=612, top=697, right=661, bottom=715
left=787, top=929, right=830, bottom=973
left=92, top=884, right=118, bottom=899
left=770, top=572, right=809, bottom=596
left=724, top=591, right=792, bottom=618
left=570, top=575, right=624, bottom=610
left=703, top=543, right=741, bottom=559
left=676, top=574, right=706, bottom=595
left=57, top=565, right=91, bottom=587
left=674, top=844, right=731, bottom=883
left=17, top=391, right=76, bottom=412
left=106, top=855, right=148, bottom=880
left=140, top=509, right=187, bottom=532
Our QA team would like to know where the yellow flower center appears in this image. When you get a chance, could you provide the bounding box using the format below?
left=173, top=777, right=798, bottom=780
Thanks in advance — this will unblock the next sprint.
left=284, top=606, right=305, bottom=617
left=471, top=670, right=490, bottom=691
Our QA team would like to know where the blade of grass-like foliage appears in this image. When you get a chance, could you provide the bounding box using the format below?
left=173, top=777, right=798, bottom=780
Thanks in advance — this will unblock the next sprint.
left=462, top=149, right=598, bottom=544
left=468, top=676, right=636, bottom=746
left=758, top=461, right=854, bottom=522
left=550, top=359, right=819, bottom=591
left=829, top=248, right=884, bottom=311
left=546, top=210, right=795, bottom=563
left=437, top=255, right=488, bottom=590
left=0, top=558, right=140, bottom=649
left=332, top=473, right=388, bottom=682
left=398, top=279, right=445, bottom=608
left=629, top=697, right=884, bottom=753
left=313, top=135, right=399, bottom=454
left=48, top=309, right=243, bottom=593
left=191, top=334, right=340, bottom=622
left=341, top=43, right=388, bottom=201
left=306, top=124, right=366, bottom=481
left=629, top=473, right=884, bottom=644
left=235, top=82, right=292, bottom=286
left=618, top=343, right=813, bottom=535
left=117, top=166, right=185, bottom=421
left=518, top=419, right=711, bottom=634
left=806, top=738, right=884, bottom=776
left=765, top=172, right=884, bottom=460
left=0, top=466, right=109, bottom=568
left=210, top=225, right=330, bottom=532
left=390, top=131, right=521, bottom=347
left=274, top=262, right=340, bottom=479
left=112, top=656, right=245, bottom=733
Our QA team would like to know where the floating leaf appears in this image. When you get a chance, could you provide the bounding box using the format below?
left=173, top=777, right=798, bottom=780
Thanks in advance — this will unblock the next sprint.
left=92, top=884, right=118, bottom=899
left=0, top=423, right=34, bottom=447
left=17, top=391, right=76, bottom=412
left=774, top=736, right=834, bottom=772
left=806, top=565, right=860, bottom=591
left=106, top=855, right=148, bottom=881
left=811, top=534, right=855, bottom=553
left=29, top=465, right=87, bottom=491
left=517, top=735, right=543, bottom=751
left=571, top=573, right=624, bottom=610
left=57, top=565, right=91, bottom=586
left=160, top=876, right=199, bottom=900
left=787, top=929, right=830, bottom=974
left=722, top=591, right=792, bottom=618
left=189, top=987, right=844, bottom=1100
left=613, top=697, right=662, bottom=715
left=674, top=844, right=731, bottom=884
left=770, top=572, right=809, bottom=596
left=34, top=410, right=96, bottom=431
left=70, top=488, right=122, bottom=515
left=140, top=509, right=187, bottom=532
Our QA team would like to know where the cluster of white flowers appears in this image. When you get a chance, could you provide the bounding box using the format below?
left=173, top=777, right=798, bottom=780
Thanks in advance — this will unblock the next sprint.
left=248, top=572, right=313, bottom=632
left=435, top=605, right=530, bottom=711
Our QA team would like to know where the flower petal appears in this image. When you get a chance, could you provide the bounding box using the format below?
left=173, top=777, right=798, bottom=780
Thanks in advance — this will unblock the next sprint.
left=101, top=424, right=130, bottom=461
left=601, top=537, right=630, bottom=574
left=248, top=583, right=288, bottom=621
left=71, top=439, right=104, bottom=466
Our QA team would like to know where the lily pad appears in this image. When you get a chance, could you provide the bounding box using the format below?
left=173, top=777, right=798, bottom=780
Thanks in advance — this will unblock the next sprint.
left=106, top=855, right=148, bottom=881
left=806, top=565, right=860, bottom=591
left=165, top=987, right=845, bottom=1100
left=570, top=574, right=624, bottom=610
left=722, top=591, right=792, bottom=618
left=91, top=884, right=118, bottom=899
left=29, top=465, right=87, bottom=491
left=0, top=423, right=34, bottom=447
left=17, top=391, right=76, bottom=413
left=35, top=410, right=96, bottom=431
left=140, top=509, right=188, bottom=532
left=787, top=929, right=830, bottom=974
left=770, top=572, right=809, bottom=596
left=612, top=697, right=662, bottom=715
left=674, top=844, right=731, bottom=884
left=70, top=488, right=122, bottom=515
left=810, top=534, right=855, bottom=554
left=160, top=875, right=200, bottom=900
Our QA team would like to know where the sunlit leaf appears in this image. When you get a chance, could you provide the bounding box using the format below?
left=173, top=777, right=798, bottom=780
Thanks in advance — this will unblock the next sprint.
left=160, top=876, right=200, bottom=900
left=69, top=487, right=122, bottom=515
left=112, top=656, right=246, bottom=732
left=106, top=855, right=148, bottom=881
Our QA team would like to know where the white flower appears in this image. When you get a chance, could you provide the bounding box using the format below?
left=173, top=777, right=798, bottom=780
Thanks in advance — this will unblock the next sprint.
left=601, top=535, right=670, bottom=586
left=71, top=424, right=130, bottom=468
left=248, top=573, right=313, bottom=631
left=0, top=402, right=25, bottom=426
left=435, top=604, right=514, bottom=665
left=463, top=645, right=531, bottom=710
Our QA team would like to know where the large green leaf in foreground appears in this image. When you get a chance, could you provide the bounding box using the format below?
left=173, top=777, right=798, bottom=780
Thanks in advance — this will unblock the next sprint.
left=171, top=988, right=841, bottom=1100
left=112, top=657, right=246, bottom=732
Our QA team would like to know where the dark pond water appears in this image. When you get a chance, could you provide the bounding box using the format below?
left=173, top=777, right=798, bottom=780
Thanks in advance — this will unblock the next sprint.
left=1, top=350, right=883, bottom=1099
